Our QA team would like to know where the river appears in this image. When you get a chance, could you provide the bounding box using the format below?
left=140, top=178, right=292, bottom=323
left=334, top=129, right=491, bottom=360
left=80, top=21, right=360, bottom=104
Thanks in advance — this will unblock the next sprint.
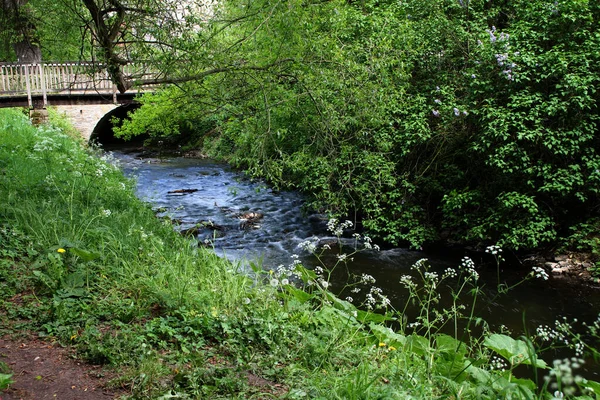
left=112, top=151, right=600, bottom=379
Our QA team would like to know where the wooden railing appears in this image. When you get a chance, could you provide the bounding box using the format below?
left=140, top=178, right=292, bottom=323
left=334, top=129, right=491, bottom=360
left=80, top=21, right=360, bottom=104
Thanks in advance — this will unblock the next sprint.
left=0, top=62, right=155, bottom=107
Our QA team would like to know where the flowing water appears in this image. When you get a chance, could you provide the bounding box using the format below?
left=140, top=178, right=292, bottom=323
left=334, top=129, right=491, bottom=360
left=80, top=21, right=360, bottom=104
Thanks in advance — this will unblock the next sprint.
left=113, top=151, right=600, bottom=378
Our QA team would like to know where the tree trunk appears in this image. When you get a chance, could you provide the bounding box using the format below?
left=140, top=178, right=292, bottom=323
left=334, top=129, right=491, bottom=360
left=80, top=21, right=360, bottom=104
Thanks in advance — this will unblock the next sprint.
left=13, top=40, right=41, bottom=63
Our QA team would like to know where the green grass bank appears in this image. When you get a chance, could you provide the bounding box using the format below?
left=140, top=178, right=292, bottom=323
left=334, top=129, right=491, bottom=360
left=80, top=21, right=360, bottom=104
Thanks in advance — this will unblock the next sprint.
left=1, top=108, right=599, bottom=399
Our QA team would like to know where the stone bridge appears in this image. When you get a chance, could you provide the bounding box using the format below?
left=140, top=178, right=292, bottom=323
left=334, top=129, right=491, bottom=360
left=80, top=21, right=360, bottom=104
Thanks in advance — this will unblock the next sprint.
left=0, top=62, right=155, bottom=141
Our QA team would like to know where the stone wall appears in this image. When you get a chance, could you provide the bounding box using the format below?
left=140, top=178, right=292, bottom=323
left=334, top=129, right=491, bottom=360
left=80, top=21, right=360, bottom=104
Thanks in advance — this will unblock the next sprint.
left=57, top=104, right=119, bottom=141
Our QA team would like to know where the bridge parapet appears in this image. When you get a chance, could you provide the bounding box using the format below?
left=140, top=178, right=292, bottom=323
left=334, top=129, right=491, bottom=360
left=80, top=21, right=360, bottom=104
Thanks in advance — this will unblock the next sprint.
left=0, top=62, right=155, bottom=107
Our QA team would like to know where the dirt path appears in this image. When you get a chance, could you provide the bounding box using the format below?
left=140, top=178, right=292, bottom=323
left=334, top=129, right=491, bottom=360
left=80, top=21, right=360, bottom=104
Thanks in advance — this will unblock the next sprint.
left=0, top=336, right=124, bottom=400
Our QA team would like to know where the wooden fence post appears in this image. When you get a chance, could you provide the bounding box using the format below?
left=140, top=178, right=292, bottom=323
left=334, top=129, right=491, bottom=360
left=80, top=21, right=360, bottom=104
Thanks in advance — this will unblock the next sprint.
left=38, top=63, right=48, bottom=107
left=24, top=64, right=32, bottom=108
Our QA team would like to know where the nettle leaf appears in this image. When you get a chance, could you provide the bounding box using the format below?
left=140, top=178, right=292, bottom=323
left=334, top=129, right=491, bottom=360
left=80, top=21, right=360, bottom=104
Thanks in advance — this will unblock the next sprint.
left=484, top=334, right=547, bottom=368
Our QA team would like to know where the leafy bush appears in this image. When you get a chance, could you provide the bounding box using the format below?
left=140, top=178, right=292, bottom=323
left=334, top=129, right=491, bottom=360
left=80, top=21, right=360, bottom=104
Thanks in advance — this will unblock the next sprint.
left=117, top=0, right=600, bottom=250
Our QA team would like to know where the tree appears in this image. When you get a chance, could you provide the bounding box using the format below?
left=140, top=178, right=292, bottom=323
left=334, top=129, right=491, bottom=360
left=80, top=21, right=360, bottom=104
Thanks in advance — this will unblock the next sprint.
left=0, top=0, right=41, bottom=62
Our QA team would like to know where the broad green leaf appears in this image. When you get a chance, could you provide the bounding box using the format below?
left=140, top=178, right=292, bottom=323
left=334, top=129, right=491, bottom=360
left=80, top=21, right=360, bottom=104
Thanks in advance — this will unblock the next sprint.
left=369, top=323, right=406, bottom=348
left=406, top=334, right=431, bottom=356
left=484, top=334, right=547, bottom=368
left=285, top=285, right=313, bottom=303
left=581, top=379, right=600, bottom=397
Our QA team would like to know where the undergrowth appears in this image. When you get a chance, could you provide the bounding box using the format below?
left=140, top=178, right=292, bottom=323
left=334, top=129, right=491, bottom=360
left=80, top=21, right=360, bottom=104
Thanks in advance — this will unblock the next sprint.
left=1, top=108, right=599, bottom=399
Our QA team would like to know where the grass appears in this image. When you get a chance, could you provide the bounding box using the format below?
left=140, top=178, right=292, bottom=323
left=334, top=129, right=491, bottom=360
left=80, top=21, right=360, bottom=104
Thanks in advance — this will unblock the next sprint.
left=1, top=107, right=599, bottom=399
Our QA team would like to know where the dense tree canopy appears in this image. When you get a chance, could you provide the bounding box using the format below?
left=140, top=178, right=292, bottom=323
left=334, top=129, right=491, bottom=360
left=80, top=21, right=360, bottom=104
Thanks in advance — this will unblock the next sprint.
left=4, top=0, right=600, bottom=251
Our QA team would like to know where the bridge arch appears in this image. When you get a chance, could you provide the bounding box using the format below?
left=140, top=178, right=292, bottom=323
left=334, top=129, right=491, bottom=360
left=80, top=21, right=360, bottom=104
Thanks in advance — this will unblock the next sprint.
left=89, top=103, right=147, bottom=147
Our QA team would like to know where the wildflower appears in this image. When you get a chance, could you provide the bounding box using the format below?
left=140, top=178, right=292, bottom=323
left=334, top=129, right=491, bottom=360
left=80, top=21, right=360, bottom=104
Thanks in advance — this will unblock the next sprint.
left=532, top=266, right=549, bottom=280
left=424, top=271, right=439, bottom=281
left=453, top=107, right=460, bottom=116
left=298, top=237, right=318, bottom=253
left=360, top=273, right=376, bottom=284
left=243, top=298, right=251, bottom=304
left=412, top=258, right=429, bottom=270
left=434, top=99, right=441, bottom=104
left=487, top=26, right=497, bottom=43
left=102, top=209, right=112, bottom=217
left=337, top=253, right=348, bottom=262
left=378, top=342, right=386, bottom=347
left=432, top=110, right=440, bottom=117
left=345, top=296, right=354, bottom=303
left=460, top=257, right=479, bottom=281
left=281, top=278, right=290, bottom=286
left=445, top=268, right=458, bottom=278
left=388, top=346, right=397, bottom=351
left=270, top=278, right=279, bottom=287
left=57, top=248, right=66, bottom=253
left=485, top=245, right=502, bottom=255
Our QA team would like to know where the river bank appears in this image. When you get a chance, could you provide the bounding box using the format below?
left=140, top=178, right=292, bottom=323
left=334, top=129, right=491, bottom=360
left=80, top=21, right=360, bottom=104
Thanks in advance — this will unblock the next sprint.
left=2, top=109, right=600, bottom=398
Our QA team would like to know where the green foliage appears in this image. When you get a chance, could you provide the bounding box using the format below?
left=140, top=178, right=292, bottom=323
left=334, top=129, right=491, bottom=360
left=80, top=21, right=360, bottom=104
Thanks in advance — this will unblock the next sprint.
left=116, top=0, right=600, bottom=250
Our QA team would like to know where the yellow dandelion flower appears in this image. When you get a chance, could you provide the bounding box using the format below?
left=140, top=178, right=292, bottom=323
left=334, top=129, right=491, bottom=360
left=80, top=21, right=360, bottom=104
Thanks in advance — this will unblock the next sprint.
left=57, top=248, right=66, bottom=253
left=388, top=346, right=397, bottom=351
left=378, top=342, right=386, bottom=347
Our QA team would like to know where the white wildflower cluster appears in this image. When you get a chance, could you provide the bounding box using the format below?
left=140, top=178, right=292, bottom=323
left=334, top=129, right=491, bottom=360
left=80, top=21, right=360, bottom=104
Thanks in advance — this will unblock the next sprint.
left=365, top=286, right=389, bottom=310
left=33, top=136, right=60, bottom=154
left=412, top=258, right=429, bottom=271
left=101, top=209, right=112, bottom=217
left=100, top=151, right=118, bottom=166
left=327, top=218, right=353, bottom=237
left=460, top=257, right=479, bottom=281
left=297, top=236, right=319, bottom=253
left=272, top=258, right=303, bottom=282
left=337, top=253, right=350, bottom=262
left=544, top=357, right=585, bottom=396
left=442, top=267, right=457, bottom=279
left=532, top=266, right=549, bottom=280
left=536, top=317, right=575, bottom=347
left=44, top=174, right=55, bottom=185
left=489, top=356, right=508, bottom=372
left=485, top=245, right=502, bottom=255
left=399, top=275, right=416, bottom=290
left=424, top=271, right=439, bottom=281
left=360, top=235, right=380, bottom=251
left=360, top=273, right=376, bottom=284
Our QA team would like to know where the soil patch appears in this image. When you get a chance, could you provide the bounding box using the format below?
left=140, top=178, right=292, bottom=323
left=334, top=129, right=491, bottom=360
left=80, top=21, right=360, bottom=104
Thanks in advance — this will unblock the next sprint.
left=0, top=336, right=124, bottom=400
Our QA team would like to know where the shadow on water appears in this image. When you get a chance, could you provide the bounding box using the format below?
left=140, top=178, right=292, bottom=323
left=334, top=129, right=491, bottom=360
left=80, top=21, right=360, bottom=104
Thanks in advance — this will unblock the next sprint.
left=112, top=151, right=600, bottom=380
